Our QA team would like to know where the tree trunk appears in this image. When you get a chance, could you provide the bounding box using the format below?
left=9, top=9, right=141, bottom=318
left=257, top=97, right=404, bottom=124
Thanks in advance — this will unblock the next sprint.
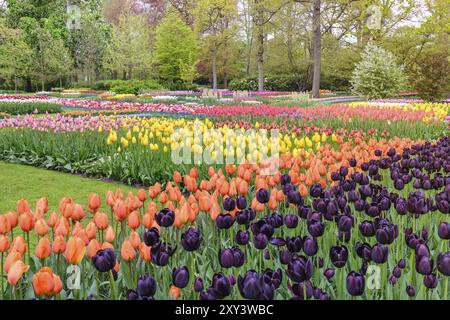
left=25, top=78, right=32, bottom=92
left=256, top=22, right=264, bottom=91
left=311, top=0, right=321, bottom=98
left=211, top=48, right=218, bottom=90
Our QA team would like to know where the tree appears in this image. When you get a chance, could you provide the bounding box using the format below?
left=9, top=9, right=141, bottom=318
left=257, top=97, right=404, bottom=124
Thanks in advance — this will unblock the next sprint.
left=311, top=0, right=321, bottom=98
left=250, top=0, right=288, bottom=91
left=409, top=51, right=450, bottom=101
left=351, top=42, right=406, bottom=99
left=194, top=0, right=237, bottom=89
left=154, top=11, right=198, bottom=84
left=103, top=8, right=153, bottom=80
left=68, top=0, right=111, bottom=83
left=19, top=17, right=72, bottom=91
left=0, top=19, right=33, bottom=90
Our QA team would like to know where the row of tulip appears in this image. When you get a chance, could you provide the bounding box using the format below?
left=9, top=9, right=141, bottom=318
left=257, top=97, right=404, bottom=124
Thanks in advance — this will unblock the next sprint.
left=1, top=95, right=447, bottom=125
left=0, top=135, right=448, bottom=300
left=0, top=114, right=426, bottom=186
left=349, top=102, right=449, bottom=124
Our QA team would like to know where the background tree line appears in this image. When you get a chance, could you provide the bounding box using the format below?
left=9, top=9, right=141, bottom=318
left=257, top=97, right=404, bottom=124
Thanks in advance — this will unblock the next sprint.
left=0, top=0, right=448, bottom=98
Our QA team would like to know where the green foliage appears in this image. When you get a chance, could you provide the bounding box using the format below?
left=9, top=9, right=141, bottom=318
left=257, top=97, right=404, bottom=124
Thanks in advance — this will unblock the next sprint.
left=154, top=11, right=198, bottom=83
left=409, top=51, right=450, bottom=102
left=103, top=8, right=153, bottom=80
left=351, top=43, right=407, bottom=99
left=0, top=102, right=63, bottom=115
left=95, top=79, right=164, bottom=93
left=229, top=75, right=309, bottom=91
left=0, top=19, right=33, bottom=88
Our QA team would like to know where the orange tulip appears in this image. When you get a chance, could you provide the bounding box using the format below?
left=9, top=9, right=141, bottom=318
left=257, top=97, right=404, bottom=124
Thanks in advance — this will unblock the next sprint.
left=128, top=211, right=140, bottom=230
left=137, top=188, right=147, bottom=202
left=105, top=226, right=115, bottom=243
left=142, top=213, right=154, bottom=229
left=139, top=242, right=151, bottom=262
left=93, top=212, right=109, bottom=230
left=7, top=260, right=29, bottom=286
left=35, top=237, right=51, bottom=259
left=105, top=190, right=116, bottom=207
left=199, top=194, right=212, bottom=212
left=158, top=192, right=168, bottom=204
left=4, top=251, right=21, bottom=273
left=36, top=197, right=49, bottom=214
left=113, top=200, right=128, bottom=221
left=71, top=203, right=85, bottom=221
left=88, top=193, right=101, bottom=213
left=169, top=285, right=181, bottom=299
left=6, top=211, right=18, bottom=229
left=53, top=274, right=63, bottom=295
left=225, top=163, right=236, bottom=175
left=129, top=231, right=141, bottom=249
left=47, top=211, right=58, bottom=228
left=87, top=239, right=101, bottom=258
left=65, top=236, right=86, bottom=265
left=85, top=222, right=97, bottom=240
left=54, top=217, right=69, bottom=237
left=10, top=236, right=26, bottom=258
left=0, top=235, right=10, bottom=252
left=173, top=171, right=182, bottom=184
left=102, top=242, right=114, bottom=250
left=121, top=240, right=136, bottom=261
left=209, top=201, right=220, bottom=221
left=34, top=219, right=49, bottom=236
left=52, top=235, right=66, bottom=254
left=16, top=199, right=30, bottom=215
left=0, top=215, right=11, bottom=234
left=33, top=267, right=61, bottom=296
left=76, top=229, right=90, bottom=246
left=19, top=212, right=34, bottom=232
left=71, top=221, right=83, bottom=237
left=58, top=197, right=73, bottom=215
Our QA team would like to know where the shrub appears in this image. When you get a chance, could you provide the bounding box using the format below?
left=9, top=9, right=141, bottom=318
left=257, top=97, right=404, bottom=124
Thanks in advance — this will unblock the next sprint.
left=409, top=52, right=450, bottom=102
left=0, top=102, right=63, bottom=115
left=351, top=43, right=407, bottom=99
left=229, top=76, right=309, bottom=92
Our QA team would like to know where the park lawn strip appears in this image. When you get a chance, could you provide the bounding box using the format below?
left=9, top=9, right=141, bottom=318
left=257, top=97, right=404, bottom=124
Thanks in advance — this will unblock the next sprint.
left=0, top=161, right=137, bottom=213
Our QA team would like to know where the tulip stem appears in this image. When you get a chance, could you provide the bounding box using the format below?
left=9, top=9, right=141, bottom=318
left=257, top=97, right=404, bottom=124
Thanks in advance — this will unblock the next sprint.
left=26, top=232, right=30, bottom=264
left=109, top=270, right=117, bottom=300
left=445, top=277, right=448, bottom=301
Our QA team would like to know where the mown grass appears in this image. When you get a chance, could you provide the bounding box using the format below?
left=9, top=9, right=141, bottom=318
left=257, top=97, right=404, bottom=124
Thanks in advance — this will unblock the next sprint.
left=0, top=161, right=137, bottom=213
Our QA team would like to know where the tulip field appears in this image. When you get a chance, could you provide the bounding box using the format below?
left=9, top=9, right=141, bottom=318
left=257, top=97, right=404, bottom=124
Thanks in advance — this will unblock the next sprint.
left=0, top=93, right=448, bottom=301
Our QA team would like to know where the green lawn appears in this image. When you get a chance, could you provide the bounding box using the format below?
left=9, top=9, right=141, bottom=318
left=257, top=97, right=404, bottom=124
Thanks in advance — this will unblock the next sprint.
left=0, top=161, right=137, bottom=213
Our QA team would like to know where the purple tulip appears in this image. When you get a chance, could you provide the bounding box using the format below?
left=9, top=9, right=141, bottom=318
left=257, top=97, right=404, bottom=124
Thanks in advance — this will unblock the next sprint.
left=346, top=271, right=365, bottom=296
left=143, top=227, right=160, bottom=246
left=181, top=227, right=202, bottom=251
left=155, top=208, right=175, bottom=227
left=371, top=244, right=389, bottom=264
left=92, top=248, right=115, bottom=273
left=235, top=230, right=250, bottom=245
left=415, top=255, right=434, bottom=275
left=286, top=256, right=313, bottom=282
left=437, top=252, right=450, bottom=276
left=256, top=188, right=270, bottom=204
left=223, top=197, right=236, bottom=211
left=172, top=267, right=189, bottom=288
left=330, top=246, right=348, bottom=268
left=137, top=275, right=157, bottom=299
